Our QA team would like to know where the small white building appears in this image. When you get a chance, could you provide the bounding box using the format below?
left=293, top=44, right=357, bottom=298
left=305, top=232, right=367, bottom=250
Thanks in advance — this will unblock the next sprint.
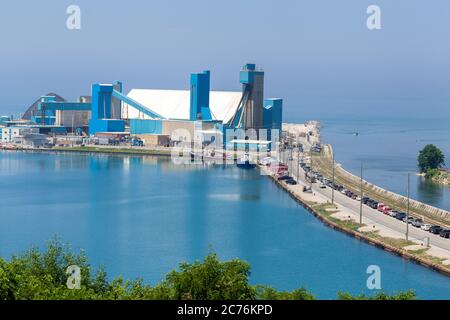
left=12, top=133, right=48, bottom=147
left=2, top=127, right=39, bottom=143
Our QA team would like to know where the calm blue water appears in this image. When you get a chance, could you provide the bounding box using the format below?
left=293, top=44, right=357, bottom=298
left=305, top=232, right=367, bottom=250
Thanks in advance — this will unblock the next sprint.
left=285, top=97, right=450, bottom=211
left=0, top=151, right=449, bottom=299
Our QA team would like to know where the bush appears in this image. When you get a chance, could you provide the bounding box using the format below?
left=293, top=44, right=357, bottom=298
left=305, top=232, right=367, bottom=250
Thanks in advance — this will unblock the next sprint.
left=0, top=239, right=416, bottom=300
left=338, top=290, right=416, bottom=300
left=425, top=168, right=440, bottom=179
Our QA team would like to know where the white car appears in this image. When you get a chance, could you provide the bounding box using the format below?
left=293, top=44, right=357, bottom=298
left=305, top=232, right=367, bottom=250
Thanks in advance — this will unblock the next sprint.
left=319, top=182, right=326, bottom=188
left=421, top=224, right=432, bottom=231
left=389, top=210, right=398, bottom=217
left=261, top=157, right=279, bottom=166
left=259, top=157, right=273, bottom=166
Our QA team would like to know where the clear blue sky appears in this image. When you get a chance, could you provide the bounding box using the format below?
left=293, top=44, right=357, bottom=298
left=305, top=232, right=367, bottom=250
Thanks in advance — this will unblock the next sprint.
left=0, top=0, right=449, bottom=118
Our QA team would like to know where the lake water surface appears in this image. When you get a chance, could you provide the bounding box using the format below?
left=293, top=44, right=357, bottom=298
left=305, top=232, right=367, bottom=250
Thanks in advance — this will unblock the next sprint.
left=0, top=151, right=449, bottom=299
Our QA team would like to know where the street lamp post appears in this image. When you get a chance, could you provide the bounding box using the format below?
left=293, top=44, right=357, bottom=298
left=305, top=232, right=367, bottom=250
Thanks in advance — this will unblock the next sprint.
left=331, top=151, right=335, bottom=205
left=297, top=141, right=300, bottom=182
left=310, top=146, right=313, bottom=191
left=406, top=173, right=410, bottom=241
left=360, top=163, right=363, bottom=225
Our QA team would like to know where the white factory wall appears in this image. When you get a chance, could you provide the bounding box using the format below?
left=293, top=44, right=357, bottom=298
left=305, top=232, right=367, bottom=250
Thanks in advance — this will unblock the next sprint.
left=122, top=89, right=242, bottom=123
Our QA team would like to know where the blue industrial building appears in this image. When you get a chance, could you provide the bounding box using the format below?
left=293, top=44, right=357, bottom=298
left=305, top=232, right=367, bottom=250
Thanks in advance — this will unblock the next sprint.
left=129, top=119, right=162, bottom=135
left=190, top=70, right=212, bottom=121
left=16, top=63, right=283, bottom=150
left=263, top=98, right=283, bottom=141
left=89, top=84, right=126, bottom=134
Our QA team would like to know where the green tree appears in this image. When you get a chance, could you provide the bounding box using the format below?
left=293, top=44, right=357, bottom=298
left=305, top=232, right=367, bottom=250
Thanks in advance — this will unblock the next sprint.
left=338, top=290, right=416, bottom=300
left=255, top=285, right=315, bottom=300
left=418, top=144, right=445, bottom=173
left=164, top=252, right=256, bottom=300
left=0, top=239, right=417, bottom=300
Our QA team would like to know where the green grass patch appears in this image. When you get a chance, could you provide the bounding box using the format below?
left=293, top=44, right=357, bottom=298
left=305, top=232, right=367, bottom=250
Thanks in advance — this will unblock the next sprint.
left=311, top=203, right=363, bottom=231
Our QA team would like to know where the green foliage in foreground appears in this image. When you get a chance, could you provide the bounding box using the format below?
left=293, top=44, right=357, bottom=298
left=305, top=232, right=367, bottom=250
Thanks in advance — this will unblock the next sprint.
left=0, top=239, right=416, bottom=300
left=338, top=291, right=417, bottom=300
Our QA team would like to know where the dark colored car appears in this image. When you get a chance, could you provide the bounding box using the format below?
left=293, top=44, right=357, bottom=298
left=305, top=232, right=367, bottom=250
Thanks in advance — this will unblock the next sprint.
left=412, top=219, right=423, bottom=228
left=403, top=216, right=415, bottom=224
left=278, top=175, right=291, bottom=181
left=439, top=229, right=450, bottom=238
left=285, top=179, right=297, bottom=185
left=429, top=225, right=443, bottom=235
left=395, top=212, right=407, bottom=220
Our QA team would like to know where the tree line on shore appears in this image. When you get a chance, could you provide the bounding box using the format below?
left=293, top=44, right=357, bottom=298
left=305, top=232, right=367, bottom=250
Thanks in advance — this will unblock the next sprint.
left=0, top=239, right=416, bottom=300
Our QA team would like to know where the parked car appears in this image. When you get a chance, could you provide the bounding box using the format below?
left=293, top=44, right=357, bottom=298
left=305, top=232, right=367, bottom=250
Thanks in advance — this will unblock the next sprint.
left=382, top=206, right=392, bottom=215
left=412, top=219, right=423, bottom=228
left=403, top=216, right=415, bottom=224
left=285, top=179, right=297, bottom=185
left=377, top=203, right=385, bottom=212
left=395, top=212, right=407, bottom=220
left=389, top=210, right=399, bottom=218
left=370, top=202, right=379, bottom=209
left=421, top=224, right=432, bottom=231
left=439, top=229, right=450, bottom=238
left=429, top=226, right=442, bottom=235
left=319, top=182, right=326, bottom=188
left=278, top=175, right=291, bottom=181
left=259, top=157, right=275, bottom=166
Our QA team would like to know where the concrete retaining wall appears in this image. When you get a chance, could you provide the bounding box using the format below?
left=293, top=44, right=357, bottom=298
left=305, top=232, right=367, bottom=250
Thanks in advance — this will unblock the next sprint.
left=324, top=144, right=450, bottom=221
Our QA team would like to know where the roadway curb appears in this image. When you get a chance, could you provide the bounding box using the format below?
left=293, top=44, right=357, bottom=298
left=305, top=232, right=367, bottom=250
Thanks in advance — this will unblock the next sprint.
left=267, top=174, right=450, bottom=278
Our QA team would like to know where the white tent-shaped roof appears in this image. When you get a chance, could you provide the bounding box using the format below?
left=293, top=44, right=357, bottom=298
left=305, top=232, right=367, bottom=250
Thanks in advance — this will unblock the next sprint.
left=122, top=89, right=242, bottom=123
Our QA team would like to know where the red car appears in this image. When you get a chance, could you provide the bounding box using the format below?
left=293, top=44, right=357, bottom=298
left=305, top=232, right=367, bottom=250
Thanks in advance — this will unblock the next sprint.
left=270, top=164, right=289, bottom=175
left=377, top=203, right=385, bottom=212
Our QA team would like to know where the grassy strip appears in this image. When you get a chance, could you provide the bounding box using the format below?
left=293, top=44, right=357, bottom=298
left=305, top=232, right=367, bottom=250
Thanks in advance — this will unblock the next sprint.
left=269, top=175, right=450, bottom=274
left=311, top=203, right=363, bottom=232
left=313, top=148, right=450, bottom=227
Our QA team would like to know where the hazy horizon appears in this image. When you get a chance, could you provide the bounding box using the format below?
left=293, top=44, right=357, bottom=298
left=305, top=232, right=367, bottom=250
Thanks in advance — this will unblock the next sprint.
left=1, top=0, right=449, bottom=118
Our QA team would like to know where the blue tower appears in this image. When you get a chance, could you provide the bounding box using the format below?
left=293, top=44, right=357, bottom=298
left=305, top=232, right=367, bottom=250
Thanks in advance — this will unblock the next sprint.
left=89, top=84, right=125, bottom=134
left=190, top=70, right=212, bottom=121
left=263, top=98, right=283, bottom=141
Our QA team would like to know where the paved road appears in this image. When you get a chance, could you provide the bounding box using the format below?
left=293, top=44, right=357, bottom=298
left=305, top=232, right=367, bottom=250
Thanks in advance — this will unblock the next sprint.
left=282, top=150, right=450, bottom=253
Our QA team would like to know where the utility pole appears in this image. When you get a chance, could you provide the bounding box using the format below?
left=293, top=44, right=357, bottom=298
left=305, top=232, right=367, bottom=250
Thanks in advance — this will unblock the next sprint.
left=360, top=163, right=363, bottom=225
left=297, top=140, right=300, bottom=182
left=310, top=146, right=313, bottom=190
left=331, top=151, right=335, bottom=205
left=406, top=173, right=410, bottom=241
